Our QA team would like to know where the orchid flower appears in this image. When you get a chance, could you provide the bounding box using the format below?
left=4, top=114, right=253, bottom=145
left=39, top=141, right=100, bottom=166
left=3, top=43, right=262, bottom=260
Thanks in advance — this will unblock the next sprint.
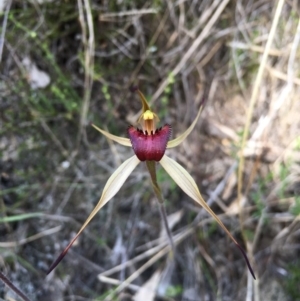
left=48, top=88, right=255, bottom=279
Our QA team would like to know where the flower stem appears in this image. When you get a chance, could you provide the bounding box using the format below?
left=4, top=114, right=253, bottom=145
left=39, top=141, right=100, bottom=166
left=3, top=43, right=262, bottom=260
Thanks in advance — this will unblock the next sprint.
left=145, top=161, right=164, bottom=203
left=158, top=201, right=176, bottom=256
left=145, top=161, right=176, bottom=256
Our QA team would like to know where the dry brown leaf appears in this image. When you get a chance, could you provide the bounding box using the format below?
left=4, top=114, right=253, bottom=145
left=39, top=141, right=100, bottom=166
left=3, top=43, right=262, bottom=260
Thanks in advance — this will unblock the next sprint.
left=222, top=172, right=237, bottom=200
left=226, top=195, right=247, bottom=215
left=133, top=270, right=161, bottom=301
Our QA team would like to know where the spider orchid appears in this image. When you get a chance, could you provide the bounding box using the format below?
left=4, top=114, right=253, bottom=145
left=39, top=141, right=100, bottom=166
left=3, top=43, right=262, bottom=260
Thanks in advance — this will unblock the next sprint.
left=48, top=88, right=255, bottom=279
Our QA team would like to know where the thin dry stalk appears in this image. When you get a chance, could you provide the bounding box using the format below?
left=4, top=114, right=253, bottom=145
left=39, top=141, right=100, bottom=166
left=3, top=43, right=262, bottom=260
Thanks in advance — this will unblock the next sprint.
left=100, top=220, right=197, bottom=299
left=0, top=271, right=32, bottom=301
left=103, top=245, right=170, bottom=301
left=237, top=0, right=285, bottom=215
left=127, top=9, right=169, bottom=89
left=98, top=211, right=244, bottom=295
left=237, top=0, right=285, bottom=298
left=150, top=0, right=230, bottom=104
left=0, top=0, right=12, bottom=62
left=193, top=162, right=238, bottom=224
left=40, top=120, right=68, bottom=157
left=252, top=17, right=300, bottom=256
left=0, top=226, right=61, bottom=248
left=266, top=66, right=300, bottom=85
left=99, top=8, right=157, bottom=21
left=77, top=0, right=95, bottom=144
left=99, top=275, right=140, bottom=291
left=227, top=41, right=283, bottom=56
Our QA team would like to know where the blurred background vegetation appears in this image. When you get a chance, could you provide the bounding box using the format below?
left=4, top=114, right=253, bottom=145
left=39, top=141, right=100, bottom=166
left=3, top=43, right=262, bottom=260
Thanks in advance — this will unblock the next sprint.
left=0, top=0, right=300, bottom=300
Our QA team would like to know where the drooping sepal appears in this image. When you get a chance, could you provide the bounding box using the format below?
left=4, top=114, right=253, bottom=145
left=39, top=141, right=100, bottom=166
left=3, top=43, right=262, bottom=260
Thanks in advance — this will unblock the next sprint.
left=128, top=125, right=172, bottom=162
left=47, top=155, right=140, bottom=274
left=159, top=155, right=256, bottom=279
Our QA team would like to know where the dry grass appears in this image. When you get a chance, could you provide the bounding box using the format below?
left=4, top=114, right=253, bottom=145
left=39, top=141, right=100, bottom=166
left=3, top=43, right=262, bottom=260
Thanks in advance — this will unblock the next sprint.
left=0, top=1, right=300, bottom=300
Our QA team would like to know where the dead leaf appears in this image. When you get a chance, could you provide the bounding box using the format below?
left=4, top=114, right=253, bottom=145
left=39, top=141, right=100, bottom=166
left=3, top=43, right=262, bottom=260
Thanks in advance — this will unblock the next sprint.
left=222, top=172, right=237, bottom=200
left=133, top=270, right=161, bottom=301
left=226, top=195, right=247, bottom=215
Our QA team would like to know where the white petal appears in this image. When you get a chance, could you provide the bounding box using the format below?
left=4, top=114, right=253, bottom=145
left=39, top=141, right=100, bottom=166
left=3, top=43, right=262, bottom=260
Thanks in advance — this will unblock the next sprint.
left=167, top=103, right=203, bottom=148
left=92, top=124, right=132, bottom=147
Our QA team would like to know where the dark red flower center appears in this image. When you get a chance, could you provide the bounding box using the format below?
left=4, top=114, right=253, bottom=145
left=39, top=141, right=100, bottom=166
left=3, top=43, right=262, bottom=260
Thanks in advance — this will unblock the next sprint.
left=128, top=125, right=172, bottom=161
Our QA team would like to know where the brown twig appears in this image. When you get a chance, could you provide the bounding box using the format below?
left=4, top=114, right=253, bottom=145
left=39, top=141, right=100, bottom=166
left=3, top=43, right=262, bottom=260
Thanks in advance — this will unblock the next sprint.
left=237, top=0, right=286, bottom=297
left=77, top=0, right=95, bottom=145
left=0, top=271, right=32, bottom=301
left=150, top=0, right=231, bottom=104
left=0, top=0, right=12, bottom=62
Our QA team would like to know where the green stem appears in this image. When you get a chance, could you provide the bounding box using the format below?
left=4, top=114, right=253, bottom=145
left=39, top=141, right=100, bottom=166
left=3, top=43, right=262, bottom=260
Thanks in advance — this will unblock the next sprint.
left=145, top=161, right=176, bottom=256
left=146, top=161, right=163, bottom=203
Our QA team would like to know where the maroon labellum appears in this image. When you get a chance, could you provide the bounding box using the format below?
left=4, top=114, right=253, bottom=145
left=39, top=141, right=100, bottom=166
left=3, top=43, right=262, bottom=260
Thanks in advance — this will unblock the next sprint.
left=128, top=125, right=172, bottom=161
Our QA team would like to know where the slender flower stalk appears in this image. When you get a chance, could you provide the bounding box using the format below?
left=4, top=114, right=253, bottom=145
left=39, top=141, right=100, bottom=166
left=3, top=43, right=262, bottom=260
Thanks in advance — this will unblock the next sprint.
left=145, top=160, right=176, bottom=255
left=48, top=87, right=255, bottom=280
